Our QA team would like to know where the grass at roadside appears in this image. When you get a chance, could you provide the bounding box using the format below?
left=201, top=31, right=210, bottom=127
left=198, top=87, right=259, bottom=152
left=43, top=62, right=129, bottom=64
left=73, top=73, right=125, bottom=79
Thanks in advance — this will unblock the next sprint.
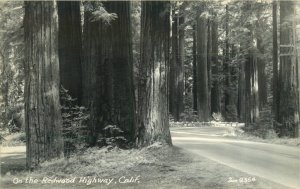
left=1, top=143, right=289, bottom=189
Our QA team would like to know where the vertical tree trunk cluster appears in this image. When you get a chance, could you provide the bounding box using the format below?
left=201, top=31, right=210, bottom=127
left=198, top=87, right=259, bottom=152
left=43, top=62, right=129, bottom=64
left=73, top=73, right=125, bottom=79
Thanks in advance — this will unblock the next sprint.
left=169, top=7, right=185, bottom=121
left=137, top=1, right=172, bottom=146
left=24, top=1, right=64, bottom=169
left=277, top=1, right=299, bottom=137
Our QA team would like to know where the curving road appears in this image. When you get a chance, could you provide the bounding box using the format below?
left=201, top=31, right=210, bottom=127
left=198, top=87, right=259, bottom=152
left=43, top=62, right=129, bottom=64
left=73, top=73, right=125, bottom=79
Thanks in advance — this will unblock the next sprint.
left=171, top=127, right=300, bottom=189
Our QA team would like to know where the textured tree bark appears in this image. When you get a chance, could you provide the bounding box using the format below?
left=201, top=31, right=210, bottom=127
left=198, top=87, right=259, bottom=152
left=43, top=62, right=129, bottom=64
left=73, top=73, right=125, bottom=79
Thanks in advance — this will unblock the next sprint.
left=103, top=1, right=136, bottom=141
left=196, top=14, right=210, bottom=121
left=82, top=2, right=99, bottom=145
left=211, top=18, right=221, bottom=114
left=278, top=1, right=299, bottom=137
left=82, top=2, right=136, bottom=144
left=58, top=1, right=82, bottom=105
left=24, top=1, right=64, bottom=169
left=137, top=1, right=172, bottom=146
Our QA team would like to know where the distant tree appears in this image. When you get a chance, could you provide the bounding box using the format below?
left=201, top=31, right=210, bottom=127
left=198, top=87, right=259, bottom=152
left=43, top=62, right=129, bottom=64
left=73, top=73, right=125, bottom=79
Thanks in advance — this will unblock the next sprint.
left=58, top=1, right=83, bottom=105
left=196, top=11, right=210, bottom=121
left=137, top=1, right=172, bottom=146
left=169, top=5, right=185, bottom=121
left=277, top=1, right=299, bottom=137
left=210, top=17, right=221, bottom=114
left=24, top=1, right=64, bottom=169
left=272, top=1, right=279, bottom=124
left=207, top=18, right=212, bottom=115
left=223, top=5, right=236, bottom=121
left=192, top=24, right=198, bottom=112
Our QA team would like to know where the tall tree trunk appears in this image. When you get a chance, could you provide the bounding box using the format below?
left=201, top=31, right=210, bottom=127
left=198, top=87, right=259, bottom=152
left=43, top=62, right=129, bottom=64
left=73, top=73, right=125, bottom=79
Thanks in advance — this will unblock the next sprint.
left=169, top=8, right=185, bottom=121
left=177, top=8, right=185, bottom=120
left=169, top=10, right=178, bottom=120
left=238, top=51, right=246, bottom=122
left=278, top=1, right=299, bottom=137
left=82, top=2, right=107, bottom=145
left=24, top=1, right=64, bottom=169
left=207, top=18, right=212, bottom=115
left=137, top=1, right=172, bottom=146
left=256, top=8, right=268, bottom=110
left=272, top=1, right=279, bottom=124
left=196, top=13, right=210, bottom=121
left=245, top=51, right=259, bottom=124
left=211, top=18, right=221, bottom=114
left=192, top=24, right=197, bottom=112
left=103, top=1, right=136, bottom=141
left=224, top=5, right=231, bottom=119
left=58, top=1, right=82, bottom=104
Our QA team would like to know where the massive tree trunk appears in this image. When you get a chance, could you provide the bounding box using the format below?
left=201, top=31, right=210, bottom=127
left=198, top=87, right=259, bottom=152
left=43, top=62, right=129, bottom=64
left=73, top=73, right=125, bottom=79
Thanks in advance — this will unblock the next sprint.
left=192, top=24, right=197, bottom=112
left=24, top=1, right=64, bottom=169
left=169, top=8, right=184, bottom=121
left=58, top=1, right=82, bottom=104
left=137, top=1, right=172, bottom=146
left=103, top=1, right=136, bottom=141
left=211, top=18, right=221, bottom=114
left=278, top=1, right=299, bottom=137
left=196, top=13, right=210, bottom=121
left=82, top=1, right=104, bottom=145
left=82, top=2, right=136, bottom=144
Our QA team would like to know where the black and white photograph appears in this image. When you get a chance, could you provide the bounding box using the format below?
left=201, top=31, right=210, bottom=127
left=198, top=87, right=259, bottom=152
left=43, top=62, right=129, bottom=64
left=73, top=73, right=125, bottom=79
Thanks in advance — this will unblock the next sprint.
left=0, top=0, right=299, bottom=188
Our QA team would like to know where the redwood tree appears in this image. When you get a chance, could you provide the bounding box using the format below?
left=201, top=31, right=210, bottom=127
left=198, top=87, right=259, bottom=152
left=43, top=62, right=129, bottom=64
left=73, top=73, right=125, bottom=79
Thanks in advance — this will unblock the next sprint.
left=278, top=1, right=299, bottom=137
left=103, top=1, right=136, bottom=141
left=169, top=7, right=185, bottom=121
left=137, top=1, right=172, bottom=146
left=211, top=17, right=221, bottom=114
left=58, top=1, right=82, bottom=104
left=196, top=13, right=210, bottom=121
left=24, top=1, right=64, bottom=169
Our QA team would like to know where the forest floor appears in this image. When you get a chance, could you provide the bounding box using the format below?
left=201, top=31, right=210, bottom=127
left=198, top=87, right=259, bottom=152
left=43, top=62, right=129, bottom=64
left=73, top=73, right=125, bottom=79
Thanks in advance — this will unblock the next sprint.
left=0, top=139, right=290, bottom=189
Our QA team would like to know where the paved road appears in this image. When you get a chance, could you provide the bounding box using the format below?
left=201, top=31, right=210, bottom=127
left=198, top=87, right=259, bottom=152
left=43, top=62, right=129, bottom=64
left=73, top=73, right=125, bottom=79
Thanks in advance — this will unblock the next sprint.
left=171, top=127, right=300, bottom=189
